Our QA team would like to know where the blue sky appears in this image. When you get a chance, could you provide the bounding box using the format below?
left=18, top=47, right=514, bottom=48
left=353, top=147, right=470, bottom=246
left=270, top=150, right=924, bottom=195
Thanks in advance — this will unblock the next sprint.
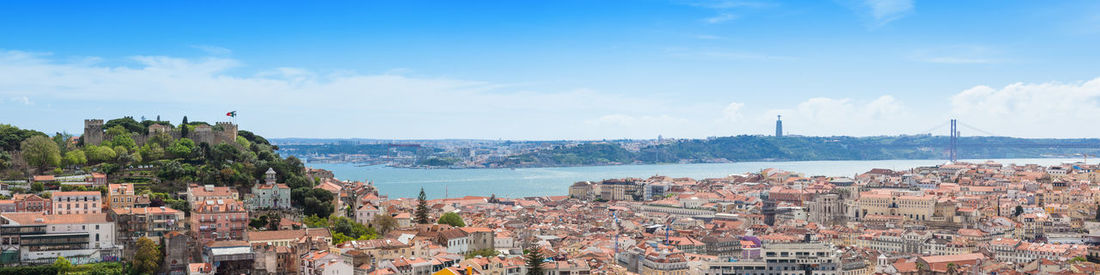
left=2, top=0, right=1100, bottom=139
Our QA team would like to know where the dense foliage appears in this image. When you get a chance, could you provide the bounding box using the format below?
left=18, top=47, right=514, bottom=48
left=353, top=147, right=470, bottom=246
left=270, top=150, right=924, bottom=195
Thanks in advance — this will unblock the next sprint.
left=525, top=249, right=544, bottom=275
left=21, top=135, right=61, bottom=171
left=437, top=212, right=465, bottom=227
left=1, top=117, right=323, bottom=217
left=301, top=215, right=379, bottom=244
left=0, top=124, right=46, bottom=151
left=133, top=237, right=160, bottom=274
left=416, top=188, right=430, bottom=224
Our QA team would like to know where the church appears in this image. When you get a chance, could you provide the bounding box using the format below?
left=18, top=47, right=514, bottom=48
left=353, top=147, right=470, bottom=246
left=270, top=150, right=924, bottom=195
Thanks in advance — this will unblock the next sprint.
left=250, top=168, right=292, bottom=210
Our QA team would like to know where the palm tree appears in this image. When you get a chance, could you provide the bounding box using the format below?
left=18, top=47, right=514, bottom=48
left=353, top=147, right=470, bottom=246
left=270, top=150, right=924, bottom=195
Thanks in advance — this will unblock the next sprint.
left=946, top=263, right=957, bottom=275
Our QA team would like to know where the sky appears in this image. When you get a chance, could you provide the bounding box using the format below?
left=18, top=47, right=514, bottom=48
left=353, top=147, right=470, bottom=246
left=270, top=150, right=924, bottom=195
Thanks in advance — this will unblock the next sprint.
left=2, top=0, right=1100, bottom=140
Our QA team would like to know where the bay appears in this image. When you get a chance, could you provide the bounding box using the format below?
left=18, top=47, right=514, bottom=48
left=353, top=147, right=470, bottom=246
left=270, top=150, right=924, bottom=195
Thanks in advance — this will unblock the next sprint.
left=306, top=158, right=1082, bottom=199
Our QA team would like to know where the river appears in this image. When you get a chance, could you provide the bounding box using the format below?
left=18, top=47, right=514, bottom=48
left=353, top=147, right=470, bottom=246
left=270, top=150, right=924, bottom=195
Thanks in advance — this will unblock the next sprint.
left=305, top=158, right=1082, bottom=199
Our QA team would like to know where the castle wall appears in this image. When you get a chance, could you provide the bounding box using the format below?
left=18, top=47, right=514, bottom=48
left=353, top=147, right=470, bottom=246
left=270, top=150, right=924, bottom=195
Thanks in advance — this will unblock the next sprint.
left=83, top=119, right=104, bottom=145
left=81, top=119, right=238, bottom=148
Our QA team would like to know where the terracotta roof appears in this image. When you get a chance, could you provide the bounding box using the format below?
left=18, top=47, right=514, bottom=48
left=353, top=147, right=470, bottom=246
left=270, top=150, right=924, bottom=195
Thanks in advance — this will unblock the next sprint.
left=110, top=206, right=183, bottom=215
left=53, top=191, right=102, bottom=197
left=248, top=228, right=331, bottom=241
left=2, top=213, right=108, bottom=224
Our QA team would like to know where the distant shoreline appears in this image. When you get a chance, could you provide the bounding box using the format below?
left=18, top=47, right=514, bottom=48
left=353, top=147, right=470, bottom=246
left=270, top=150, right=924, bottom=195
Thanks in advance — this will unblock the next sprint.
left=302, top=155, right=1081, bottom=170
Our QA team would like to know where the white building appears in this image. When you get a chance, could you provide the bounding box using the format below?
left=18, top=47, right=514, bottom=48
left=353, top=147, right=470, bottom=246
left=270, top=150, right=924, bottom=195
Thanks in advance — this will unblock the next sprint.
left=0, top=212, right=116, bottom=264
left=355, top=204, right=380, bottom=225
left=250, top=168, right=291, bottom=210
left=51, top=191, right=102, bottom=215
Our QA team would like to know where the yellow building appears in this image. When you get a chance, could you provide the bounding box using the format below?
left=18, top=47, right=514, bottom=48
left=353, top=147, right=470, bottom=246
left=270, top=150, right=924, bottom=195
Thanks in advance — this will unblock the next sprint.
left=107, top=183, right=138, bottom=209
left=858, top=190, right=935, bottom=221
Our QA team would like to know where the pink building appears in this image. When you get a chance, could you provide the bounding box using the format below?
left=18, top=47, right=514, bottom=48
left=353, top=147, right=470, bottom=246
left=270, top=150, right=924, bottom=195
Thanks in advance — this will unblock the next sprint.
left=190, top=198, right=248, bottom=244
left=52, top=191, right=102, bottom=215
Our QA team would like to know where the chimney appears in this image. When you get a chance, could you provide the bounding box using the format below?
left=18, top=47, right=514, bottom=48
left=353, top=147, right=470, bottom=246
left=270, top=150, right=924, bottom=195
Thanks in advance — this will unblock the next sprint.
left=466, top=265, right=472, bottom=275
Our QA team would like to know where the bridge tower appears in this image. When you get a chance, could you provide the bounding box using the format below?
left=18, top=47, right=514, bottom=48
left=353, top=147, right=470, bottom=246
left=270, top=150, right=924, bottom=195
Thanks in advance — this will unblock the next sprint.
left=949, top=119, right=958, bottom=163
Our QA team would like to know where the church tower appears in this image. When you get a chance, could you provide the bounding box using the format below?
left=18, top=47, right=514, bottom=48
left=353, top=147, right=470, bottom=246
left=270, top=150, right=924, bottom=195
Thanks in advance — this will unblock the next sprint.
left=265, top=167, right=276, bottom=185
left=775, top=115, right=783, bottom=137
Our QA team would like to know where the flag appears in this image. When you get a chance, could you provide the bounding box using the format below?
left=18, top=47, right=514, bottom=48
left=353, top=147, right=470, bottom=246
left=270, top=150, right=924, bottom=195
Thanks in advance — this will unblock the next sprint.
left=226, top=111, right=237, bottom=117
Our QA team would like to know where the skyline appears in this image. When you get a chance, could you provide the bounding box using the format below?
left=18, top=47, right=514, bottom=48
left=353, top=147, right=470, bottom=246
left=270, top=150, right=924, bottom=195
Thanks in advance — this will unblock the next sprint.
left=3, top=1, right=1100, bottom=139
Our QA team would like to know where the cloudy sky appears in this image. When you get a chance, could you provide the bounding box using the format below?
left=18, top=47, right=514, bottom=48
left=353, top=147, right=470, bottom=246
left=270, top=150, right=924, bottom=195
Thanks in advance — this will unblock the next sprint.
left=2, top=0, right=1100, bottom=140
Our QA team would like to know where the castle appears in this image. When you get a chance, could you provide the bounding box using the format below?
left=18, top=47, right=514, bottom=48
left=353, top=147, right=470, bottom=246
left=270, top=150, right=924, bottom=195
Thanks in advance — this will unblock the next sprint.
left=83, top=119, right=238, bottom=146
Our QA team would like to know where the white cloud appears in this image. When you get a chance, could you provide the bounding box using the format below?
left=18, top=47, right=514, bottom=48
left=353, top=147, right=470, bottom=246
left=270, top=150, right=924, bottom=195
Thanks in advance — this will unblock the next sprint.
left=9, top=96, right=32, bottom=105
left=950, top=78, right=1100, bottom=137
left=666, top=48, right=795, bottom=61
left=755, top=95, right=912, bottom=136
left=842, top=0, right=914, bottom=27
left=191, top=45, right=232, bottom=55
left=0, top=50, right=696, bottom=139
left=704, top=13, right=738, bottom=24
left=910, top=45, right=1003, bottom=64
left=721, top=102, right=745, bottom=122
left=693, top=34, right=724, bottom=40
left=678, top=0, right=773, bottom=24
left=866, top=0, right=913, bottom=22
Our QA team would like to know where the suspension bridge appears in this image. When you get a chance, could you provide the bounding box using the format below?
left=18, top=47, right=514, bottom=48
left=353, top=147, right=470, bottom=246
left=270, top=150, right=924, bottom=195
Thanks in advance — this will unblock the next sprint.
left=920, top=119, right=1100, bottom=163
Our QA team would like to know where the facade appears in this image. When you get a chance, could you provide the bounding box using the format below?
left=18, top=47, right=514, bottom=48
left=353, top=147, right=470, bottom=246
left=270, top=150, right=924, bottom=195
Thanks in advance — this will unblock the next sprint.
left=249, top=168, right=292, bottom=210
left=163, top=231, right=192, bottom=275
left=703, top=242, right=840, bottom=275
left=460, top=227, right=495, bottom=252
left=51, top=191, right=102, bottom=215
left=107, top=183, right=138, bottom=209
left=0, top=213, right=117, bottom=265
left=190, top=199, right=248, bottom=244
left=440, top=228, right=470, bottom=254
left=11, top=194, right=51, bottom=214
left=857, top=190, right=934, bottom=221
left=109, top=206, right=185, bottom=258
left=301, top=250, right=353, bottom=275
left=187, top=184, right=239, bottom=208
left=246, top=228, right=332, bottom=247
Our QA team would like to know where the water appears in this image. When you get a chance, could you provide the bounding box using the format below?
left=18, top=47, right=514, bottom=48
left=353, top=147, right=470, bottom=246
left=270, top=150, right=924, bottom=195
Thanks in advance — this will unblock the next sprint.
left=306, top=158, right=1082, bottom=199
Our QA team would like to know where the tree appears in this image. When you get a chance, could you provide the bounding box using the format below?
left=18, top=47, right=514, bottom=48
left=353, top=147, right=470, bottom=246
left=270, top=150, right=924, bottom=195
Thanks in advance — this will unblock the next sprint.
left=53, top=256, right=72, bottom=273
left=0, top=124, right=47, bottom=151
left=167, top=138, right=196, bottom=159
left=267, top=214, right=281, bottom=230
left=437, top=212, right=465, bottom=227
left=303, top=215, right=328, bottom=228
left=104, top=117, right=145, bottom=134
left=52, top=132, right=72, bottom=155
left=180, top=116, right=190, bottom=138
left=372, top=214, right=398, bottom=235
left=525, top=249, right=544, bottom=275
left=250, top=215, right=270, bottom=229
left=1014, top=205, right=1024, bottom=217
left=134, top=236, right=161, bottom=274
left=466, top=248, right=499, bottom=259
left=63, top=150, right=87, bottom=167
left=416, top=188, right=430, bottom=224
left=109, top=130, right=136, bottom=150
left=85, top=145, right=118, bottom=164
left=31, top=182, right=44, bottom=192
left=946, top=263, right=957, bottom=275
left=21, top=135, right=61, bottom=171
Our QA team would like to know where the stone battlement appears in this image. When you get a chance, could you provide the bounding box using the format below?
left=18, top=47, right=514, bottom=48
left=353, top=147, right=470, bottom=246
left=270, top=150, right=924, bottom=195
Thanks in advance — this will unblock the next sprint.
left=82, top=119, right=238, bottom=147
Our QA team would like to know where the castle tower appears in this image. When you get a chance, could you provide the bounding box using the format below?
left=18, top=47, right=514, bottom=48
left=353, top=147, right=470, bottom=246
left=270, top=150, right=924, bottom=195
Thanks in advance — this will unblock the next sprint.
left=214, top=122, right=238, bottom=145
left=83, top=119, right=104, bottom=145
left=265, top=167, right=277, bottom=185
left=775, top=115, right=783, bottom=137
